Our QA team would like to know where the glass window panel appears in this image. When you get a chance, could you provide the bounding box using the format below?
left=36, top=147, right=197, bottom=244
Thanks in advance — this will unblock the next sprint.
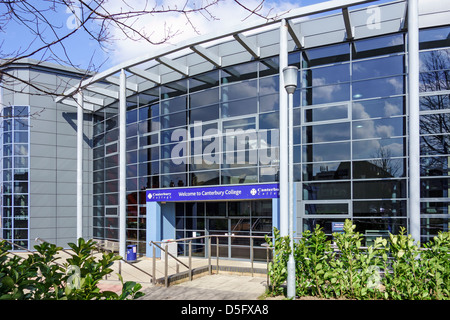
left=352, top=55, right=404, bottom=81
left=206, top=202, right=226, bottom=216
left=302, top=64, right=350, bottom=88
left=161, top=159, right=187, bottom=174
left=419, top=26, right=450, bottom=49
left=139, top=133, right=158, bottom=147
left=259, top=75, right=279, bottom=95
left=13, top=106, right=28, bottom=117
left=421, top=156, right=450, bottom=176
left=353, top=200, right=406, bottom=217
left=302, top=122, right=350, bottom=143
left=223, top=117, right=256, bottom=131
left=303, top=142, right=351, bottom=162
left=420, top=201, right=450, bottom=215
left=303, top=182, right=351, bottom=200
left=14, top=119, right=28, bottom=131
left=304, top=105, right=348, bottom=123
left=161, top=143, right=185, bottom=159
left=259, top=111, right=279, bottom=130
left=259, top=166, right=279, bottom=182
left=421, top=178, right=450, bottom=198
left=302, top=83, right=350, bottom=105
left=3, top=133, right=12, bottom=144
left=352, top=76, right=404, bottom=100
left=126, top=109, right=138, bottom=124
left=420, top=134, right=450, bottom=156
left=353, top=159, right=405, bottom=179
left=260, top=57, right=279, bottom=77
left=190, top=170, right=220, bottom=186
left=190, top=157, right=219, bottom=171
left=14, top=132, right=28, bottom=143
left=302, top=43, right=350, bottom=67
left=352, top=137, right=405, bottom=160
left=189, top=70, right=220, bottom=93
left=420, top=114, right=450, bottom=135
left=13, top=144, right=28, bottom=156
left=14, top=157, right=28, bottom=169
left=353, top=34, right=404, bottom=59
left=161, top=173, right=187, bottom=188
left=126, top=137, right=137, bottom=151
left=420, top=94, right=450, bottom=112
left=161, top=80, right=187, bottom=99
left=353, top=180, right=406, bottom=199
left=353, top=118, right=405, bottom=140
left=221, top=62, right=258, bottom=84
left=420, top=70, right=450, bottom=92
left=161, top=111, right=187, bottom=129
left=259, top=93, right=279, bottom=113
left=353, top=96, right=404, bottom=119
left=190, top=88, right=219, bottom=108
left=189, top=104, right=219, bottom=123
left=221, top=97, right=257, bottom=118
left=305, top=203, right=348, bottom=215
left=302, top=162, right=350, bottom=181
left=13, top=170, right=28, bottom=181
left=3, top=145, right=12, bottom=156
left=221, top=168, right=258, bottom=184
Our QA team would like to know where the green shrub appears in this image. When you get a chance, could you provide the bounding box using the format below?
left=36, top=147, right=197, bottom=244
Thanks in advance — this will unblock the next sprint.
left=266, top=219, right=450, bottom=300
left=0, top=238, right=144, bottom=300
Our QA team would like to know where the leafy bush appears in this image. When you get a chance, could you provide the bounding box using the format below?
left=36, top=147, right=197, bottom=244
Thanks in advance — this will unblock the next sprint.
left=266, top=219, right=450, bottom=300
left=0, top=238, right=144, bottom=300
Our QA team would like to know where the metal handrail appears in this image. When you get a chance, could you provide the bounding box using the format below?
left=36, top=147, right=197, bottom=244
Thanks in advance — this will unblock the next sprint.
left=150, top=234, right=273, bottom=287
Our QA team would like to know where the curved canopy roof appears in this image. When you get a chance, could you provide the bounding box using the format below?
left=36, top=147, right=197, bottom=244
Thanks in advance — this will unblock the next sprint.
left=56, top=0, right=449, bottom=112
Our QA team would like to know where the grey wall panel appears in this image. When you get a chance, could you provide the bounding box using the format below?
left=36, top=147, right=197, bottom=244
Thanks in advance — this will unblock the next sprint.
left=30, top=132, right=57, bottom=145
left=30, top=181, right=57, bottom=195
left=30, top=194, right=57, bottom=207
left=30, top=157, right=57, bottom=170
left=30, top=144, right=57, bottom=158
left=30, top=119, right=57, bottom=133
left=30, top=169, right=56, bottom=182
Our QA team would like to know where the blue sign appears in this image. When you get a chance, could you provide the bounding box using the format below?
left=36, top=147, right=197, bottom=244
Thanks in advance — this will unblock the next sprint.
left=146, top=183, right=279, bottom=202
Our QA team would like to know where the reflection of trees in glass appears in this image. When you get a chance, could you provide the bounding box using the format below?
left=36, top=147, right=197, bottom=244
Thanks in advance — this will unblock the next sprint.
left=419, top=49, right=450, bottom=157
left=369, top=146, right=402, bottom=178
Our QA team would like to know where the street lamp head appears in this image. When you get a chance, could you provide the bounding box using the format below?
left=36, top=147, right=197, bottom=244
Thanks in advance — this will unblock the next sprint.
left=283, top=66, right=299, bottom=94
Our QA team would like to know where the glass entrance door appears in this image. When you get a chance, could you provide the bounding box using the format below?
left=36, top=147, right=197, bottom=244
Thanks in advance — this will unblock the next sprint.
left=176, top=200, right=273, bottom=260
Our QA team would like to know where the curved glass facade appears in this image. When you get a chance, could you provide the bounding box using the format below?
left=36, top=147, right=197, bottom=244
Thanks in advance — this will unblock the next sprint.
left=91, top=23, right=450, bottom=255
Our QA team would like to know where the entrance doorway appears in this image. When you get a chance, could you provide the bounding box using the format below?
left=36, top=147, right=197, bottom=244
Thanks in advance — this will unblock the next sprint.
left=175, top=200, right=272, bottom=260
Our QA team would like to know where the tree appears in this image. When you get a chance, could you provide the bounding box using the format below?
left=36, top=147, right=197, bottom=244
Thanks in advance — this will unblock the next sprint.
left=0, top=0, right=282, bottom=99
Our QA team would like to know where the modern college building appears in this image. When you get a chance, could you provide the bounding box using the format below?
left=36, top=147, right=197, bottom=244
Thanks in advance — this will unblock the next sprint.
left=1, top=0, right=449, bottom=260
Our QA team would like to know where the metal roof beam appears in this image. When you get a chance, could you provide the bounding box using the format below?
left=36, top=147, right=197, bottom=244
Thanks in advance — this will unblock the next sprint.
left=105, top=76, right=138, bottom=91
left=127, top=67, right=161, bottom=84
left=59, top=98, right=95, bottom=111
left=233, top=33, right=260, bottom=58
left=342, top=7, right=354, bottom=40
left=156, top=56, right=189, bottom=76
left=190, top=45, right=221, bottom=67
left=84, top=86, right=119, bottom=99
left=286, top=20, right=304, bottom=49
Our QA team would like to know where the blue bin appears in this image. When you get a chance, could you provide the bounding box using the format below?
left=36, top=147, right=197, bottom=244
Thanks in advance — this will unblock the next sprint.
left=126, top=245, right=137, bottom=262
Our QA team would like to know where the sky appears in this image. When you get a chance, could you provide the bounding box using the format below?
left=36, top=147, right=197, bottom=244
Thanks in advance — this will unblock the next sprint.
left=0, top=0, right=388, bottom=72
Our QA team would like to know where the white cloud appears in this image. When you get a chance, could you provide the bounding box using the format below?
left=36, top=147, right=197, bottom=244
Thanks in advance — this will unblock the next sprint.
left=101, top=0, right=300, bottom=65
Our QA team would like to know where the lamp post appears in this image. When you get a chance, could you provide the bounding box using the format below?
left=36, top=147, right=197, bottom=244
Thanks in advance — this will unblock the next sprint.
left=283, top=65, right=298, bottom=299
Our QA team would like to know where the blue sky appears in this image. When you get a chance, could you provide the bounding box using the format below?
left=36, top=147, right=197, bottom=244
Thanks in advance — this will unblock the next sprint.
left=0, top=0, right=383, bottom=72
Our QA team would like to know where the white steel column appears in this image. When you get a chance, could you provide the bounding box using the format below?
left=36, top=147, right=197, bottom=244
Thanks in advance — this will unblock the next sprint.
left=279, top=19, right=289, bottom=236
left=119, top=69, right=127, bottom=258
left=76, top=91, right=83, bottom=240
left=408, top=0, right=420, bottom=243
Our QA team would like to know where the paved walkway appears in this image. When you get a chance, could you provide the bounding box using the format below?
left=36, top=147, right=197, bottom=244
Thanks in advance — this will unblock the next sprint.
left=136, top=274, right=268, bottom=300
left=97, top=255, right=271, bottom=300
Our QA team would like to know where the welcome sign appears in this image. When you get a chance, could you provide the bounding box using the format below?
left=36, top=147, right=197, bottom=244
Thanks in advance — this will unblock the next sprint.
left=146, top=183, right=280, bottom=202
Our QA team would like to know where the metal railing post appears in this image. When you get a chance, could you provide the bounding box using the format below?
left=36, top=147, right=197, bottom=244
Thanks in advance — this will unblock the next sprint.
left=250, top=237, right=254, bottom=277
left=164, top=243, right=168, bottom=287
left=216, top=236, right=219, bottom=274
left=189, top=240, right=192, bottom=281
left=152, top=244, right=156, bottom=284
left=208, top=236, right=212, bottom=275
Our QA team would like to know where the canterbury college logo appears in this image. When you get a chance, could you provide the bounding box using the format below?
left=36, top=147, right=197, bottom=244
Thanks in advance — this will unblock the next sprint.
left=250, top=188, right=257, bottom=196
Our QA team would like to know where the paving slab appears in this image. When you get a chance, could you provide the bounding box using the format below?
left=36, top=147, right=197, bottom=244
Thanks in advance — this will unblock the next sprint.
left=137, top=274, right=268, bottom=300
